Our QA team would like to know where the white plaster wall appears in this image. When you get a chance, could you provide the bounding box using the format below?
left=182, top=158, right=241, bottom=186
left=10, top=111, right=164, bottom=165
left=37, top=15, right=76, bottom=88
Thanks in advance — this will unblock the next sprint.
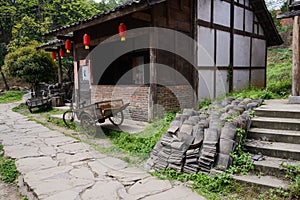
left=234, top=6, right=244, bottom=31
left=216, top=70, right=229, bottom=97
left=251, top=69, right=265, bottom=87
left=234, top=35, right=251, bottom=67
left=245, top=0, right=250, bottom=7
left=214, top=0, right=230, bottom=27
left=198, top=70, right=214, bottom=99
left=233, top=70, right=249, bottom=90
left=251, top=38, right=266, bottom=67
left=216, top=30, right=230, bottom=66
left=245, top=9, right=253, bottom=33
left=198, top=27, right=215, bottom=66
left=198, top=0, right=211, bottom=21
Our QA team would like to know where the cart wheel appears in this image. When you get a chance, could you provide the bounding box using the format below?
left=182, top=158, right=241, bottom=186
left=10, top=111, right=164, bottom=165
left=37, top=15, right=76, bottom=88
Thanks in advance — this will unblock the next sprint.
left=28, top=106, right=33, bottom=113
left=63, top=110, right=75, bottom=128
left=80, top=113, right=96, bottom=138
left=26, top=100, right=33, bottom=113
left=109, top=111, right=124, bottom=126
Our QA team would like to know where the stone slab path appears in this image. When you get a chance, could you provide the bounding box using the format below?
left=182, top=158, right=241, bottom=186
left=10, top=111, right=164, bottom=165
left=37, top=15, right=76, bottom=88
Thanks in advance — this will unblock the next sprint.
left=0, top=103, right=205, bottom=200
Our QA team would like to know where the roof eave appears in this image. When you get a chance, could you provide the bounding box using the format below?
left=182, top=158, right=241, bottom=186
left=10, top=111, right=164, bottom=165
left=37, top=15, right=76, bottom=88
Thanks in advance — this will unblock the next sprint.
left=43, top=1, right=152, bottom=38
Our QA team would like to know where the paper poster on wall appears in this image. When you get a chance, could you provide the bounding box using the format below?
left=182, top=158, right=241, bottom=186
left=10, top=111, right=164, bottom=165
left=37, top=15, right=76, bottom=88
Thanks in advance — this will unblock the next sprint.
left=82, top=66, right=90, bottom=81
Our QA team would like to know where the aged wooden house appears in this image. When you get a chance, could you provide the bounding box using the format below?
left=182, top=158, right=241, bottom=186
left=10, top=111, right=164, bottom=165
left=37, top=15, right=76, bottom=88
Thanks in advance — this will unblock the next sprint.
left=41, top=0, right=282, bottom=121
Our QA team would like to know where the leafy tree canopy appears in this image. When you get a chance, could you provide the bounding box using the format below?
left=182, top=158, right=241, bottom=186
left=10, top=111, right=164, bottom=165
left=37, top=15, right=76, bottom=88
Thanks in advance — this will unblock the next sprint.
left=4, top=43, right=57, bottom=87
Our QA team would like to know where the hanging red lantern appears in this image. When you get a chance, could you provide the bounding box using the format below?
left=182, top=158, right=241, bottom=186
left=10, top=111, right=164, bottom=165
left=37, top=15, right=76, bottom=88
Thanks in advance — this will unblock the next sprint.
left=51, top=52, right=56, bottom=61
left=83, top=34, right=90, bottom=49
left=118, top=23, right=127, bottom=42
left=59, top=49, right=65, bottom=58
left=65, top=39, right=72, bottom=53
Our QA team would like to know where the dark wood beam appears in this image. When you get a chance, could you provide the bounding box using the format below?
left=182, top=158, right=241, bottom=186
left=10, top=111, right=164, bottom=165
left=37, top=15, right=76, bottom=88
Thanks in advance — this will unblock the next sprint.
left=57, top=35, right=74, bottom=41
left=277, top=10, right=300, bottom=19
left=44, top=48, right=58, bottom=52
left=131, top=12, right=151, bottom=22
left=292, top=16, right=300, bottom=96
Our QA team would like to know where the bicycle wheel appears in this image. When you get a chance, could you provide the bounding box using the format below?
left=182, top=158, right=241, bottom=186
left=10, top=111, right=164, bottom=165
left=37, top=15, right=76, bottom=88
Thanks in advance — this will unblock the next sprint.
left=109, top=111, right=124, bottom=126
left=80, top=113, right=96, bottom=138
left=63, top=110, right=75, bottom=128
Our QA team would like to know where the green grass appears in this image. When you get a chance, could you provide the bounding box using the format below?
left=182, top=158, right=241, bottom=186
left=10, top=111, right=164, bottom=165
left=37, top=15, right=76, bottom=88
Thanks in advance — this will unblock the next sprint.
left=0, top=90, right=26, bottom=104
left=226, top=87, right=279, bottom=100
left=0, top=144, right=18, bottom=183
left=104, top=113, right=175, bottom=156
left=267, top=47, right=292, bottom=98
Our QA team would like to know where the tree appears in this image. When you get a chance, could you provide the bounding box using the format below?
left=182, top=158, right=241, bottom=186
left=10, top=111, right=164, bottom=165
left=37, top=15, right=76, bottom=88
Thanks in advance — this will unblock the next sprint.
left=0, top=0, right=17, bottom=44
left=4, top=44, right=57, bottom=92
left=7, top=16, right=46, bottom=52
left=0, top=43, right=9, bottom=90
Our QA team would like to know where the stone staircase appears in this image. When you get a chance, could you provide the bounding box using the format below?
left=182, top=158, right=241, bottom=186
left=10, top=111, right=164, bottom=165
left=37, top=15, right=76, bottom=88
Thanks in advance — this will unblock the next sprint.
left=234, top=100, right=300, bottom=190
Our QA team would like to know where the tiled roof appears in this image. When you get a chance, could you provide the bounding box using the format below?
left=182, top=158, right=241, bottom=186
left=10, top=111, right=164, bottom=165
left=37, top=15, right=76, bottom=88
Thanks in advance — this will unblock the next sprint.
left=43, top=0, right=282, bottom=46
left=44, top=0, right=165, bottom=37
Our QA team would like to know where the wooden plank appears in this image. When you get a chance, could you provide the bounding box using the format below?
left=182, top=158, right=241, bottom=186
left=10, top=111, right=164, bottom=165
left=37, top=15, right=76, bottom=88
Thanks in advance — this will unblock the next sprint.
left=292, top=16, right=300, bottom=96
left=277, top=10, right=300, bottom=19
left=131, top=12, right=151, bottom=22
left=229, top=0, right=234, bottom=92
left=192, top=0, right=198, bottom=106
left=57, top=35, right=74, bottom=41
left=57, top=53, right=63, bottom=84
left=149, top=7, right=157, bottom=121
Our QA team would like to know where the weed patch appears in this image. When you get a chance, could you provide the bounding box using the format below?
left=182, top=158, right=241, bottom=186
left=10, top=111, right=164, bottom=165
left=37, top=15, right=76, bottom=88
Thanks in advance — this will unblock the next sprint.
left=104, top=113, right=175, bottom=156
left=0, top=90, right=26, bottom=104
left=0, top=145, right=18, bottom=183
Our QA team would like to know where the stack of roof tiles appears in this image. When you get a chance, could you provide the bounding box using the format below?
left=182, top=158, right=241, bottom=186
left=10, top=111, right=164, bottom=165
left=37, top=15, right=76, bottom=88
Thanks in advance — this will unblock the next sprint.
left=146, top=98, right=263, bottom=174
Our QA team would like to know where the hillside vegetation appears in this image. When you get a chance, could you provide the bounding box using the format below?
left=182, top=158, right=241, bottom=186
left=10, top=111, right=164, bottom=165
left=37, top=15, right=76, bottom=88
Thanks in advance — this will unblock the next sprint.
left=267, top=47, right=292, bottom=98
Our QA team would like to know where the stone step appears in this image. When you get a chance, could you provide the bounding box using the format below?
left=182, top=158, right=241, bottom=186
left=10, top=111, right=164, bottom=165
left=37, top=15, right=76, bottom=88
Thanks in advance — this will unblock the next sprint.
left=251, top=117, right=300, bottom=131
left=255, top=108, right=300, bottom=119
left=248, top=128, right=300, bottom=144
left=253, top=156, right=300, bottom=178
left=232, top=174, right=289, bottom=191
left=244, top=140, right=300, bottom=160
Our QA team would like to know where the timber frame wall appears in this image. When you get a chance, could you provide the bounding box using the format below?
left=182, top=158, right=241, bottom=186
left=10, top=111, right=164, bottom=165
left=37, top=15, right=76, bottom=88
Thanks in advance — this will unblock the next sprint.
left=71, top=0, right=270, bottom=121
left=197, top=0, right=267, bottom=99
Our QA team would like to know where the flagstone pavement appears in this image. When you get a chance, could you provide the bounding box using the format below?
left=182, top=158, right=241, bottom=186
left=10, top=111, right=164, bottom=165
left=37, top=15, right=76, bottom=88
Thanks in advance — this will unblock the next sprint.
left=0, top=102, right=206, bottom=200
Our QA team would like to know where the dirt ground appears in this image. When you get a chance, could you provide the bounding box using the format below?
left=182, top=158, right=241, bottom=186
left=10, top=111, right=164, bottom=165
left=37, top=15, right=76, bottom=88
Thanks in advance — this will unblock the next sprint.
left=0, top=181, right=22, bottom=200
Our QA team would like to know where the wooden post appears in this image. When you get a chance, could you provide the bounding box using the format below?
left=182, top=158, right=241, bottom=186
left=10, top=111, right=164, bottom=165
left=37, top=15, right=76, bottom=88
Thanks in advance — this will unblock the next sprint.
left=149, top=47, right=156, bottom=121
left=57, top=54, right=63, bottom=84
left=148, top=8, right=157, bottom=122
left=292, top=16, right=300, bottom=96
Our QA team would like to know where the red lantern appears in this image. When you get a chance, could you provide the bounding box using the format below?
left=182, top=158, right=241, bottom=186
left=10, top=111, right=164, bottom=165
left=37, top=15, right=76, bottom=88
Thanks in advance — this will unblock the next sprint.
left=51, top=52, right=56, bottom=61
left=65, top=39, right=72, bottom=53
left=118, top=23, right=127, bottom=42
left=59, top=49, right=65, bottom=58
left=83, top=34, right=90, bottom=50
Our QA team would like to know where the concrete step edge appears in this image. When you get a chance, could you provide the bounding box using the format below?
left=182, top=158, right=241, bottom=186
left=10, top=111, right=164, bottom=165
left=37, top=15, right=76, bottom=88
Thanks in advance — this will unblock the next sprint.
left=255, top=108, right=300, bottom=113
left=248, top=128, right=300, bottom=136
left=251, top=117, right=300, bottom=124
left=232, top=174, right=289, bottom=191
left=244, top=141, right=300, bottom=153
left=252, top=156, right=300, bottom=177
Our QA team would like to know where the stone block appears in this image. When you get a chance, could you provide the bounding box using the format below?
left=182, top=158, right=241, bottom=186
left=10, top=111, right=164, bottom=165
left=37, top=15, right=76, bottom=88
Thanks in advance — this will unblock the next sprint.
left=289, top=96, right=300, bottom=104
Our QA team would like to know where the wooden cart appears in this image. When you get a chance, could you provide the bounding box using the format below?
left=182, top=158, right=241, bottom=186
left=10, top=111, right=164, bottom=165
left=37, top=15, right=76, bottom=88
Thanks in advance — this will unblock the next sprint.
left=26, top=96, right=52, bottom=113
left=63, top=99, right=130, bottom=137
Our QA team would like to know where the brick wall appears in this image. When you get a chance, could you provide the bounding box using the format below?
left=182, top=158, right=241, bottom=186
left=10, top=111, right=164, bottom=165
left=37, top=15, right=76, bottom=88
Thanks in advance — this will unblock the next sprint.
left=91, top=85, right=149, bottom=121
left=156, top=85, right=195, bottom=117
left=91, top=84, right=195, bottom=122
